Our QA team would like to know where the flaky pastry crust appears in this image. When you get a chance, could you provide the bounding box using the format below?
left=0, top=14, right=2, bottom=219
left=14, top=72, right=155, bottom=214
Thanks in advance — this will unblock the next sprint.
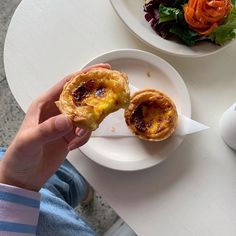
left=56, top=68, right=130, bottom=130
left=124, top=89, right=178, bottom=141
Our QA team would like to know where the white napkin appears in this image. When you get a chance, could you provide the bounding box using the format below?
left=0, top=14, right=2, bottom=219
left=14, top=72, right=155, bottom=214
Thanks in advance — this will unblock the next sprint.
left=92, top=110, right=208, bottom=137
left=92, top=85, right=209, bottom=137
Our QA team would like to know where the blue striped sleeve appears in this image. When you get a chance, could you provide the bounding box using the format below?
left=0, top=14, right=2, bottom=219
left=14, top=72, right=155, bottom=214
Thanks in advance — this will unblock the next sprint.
left=0, top=183, right=40, bottom=235
left=0, top=191, right=39, bottom=208
left=0, top=221, right=37, bottom=234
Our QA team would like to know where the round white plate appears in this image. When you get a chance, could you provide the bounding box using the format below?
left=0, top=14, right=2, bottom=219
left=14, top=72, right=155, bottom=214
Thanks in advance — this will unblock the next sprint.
left=110, top=0, right=233, bottom=57
left=79, top=49, right=191, bottom=171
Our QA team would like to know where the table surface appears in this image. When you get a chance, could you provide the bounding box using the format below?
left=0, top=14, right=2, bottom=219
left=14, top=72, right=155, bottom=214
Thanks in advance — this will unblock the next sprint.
left=4, top=0, right=236, bottom=235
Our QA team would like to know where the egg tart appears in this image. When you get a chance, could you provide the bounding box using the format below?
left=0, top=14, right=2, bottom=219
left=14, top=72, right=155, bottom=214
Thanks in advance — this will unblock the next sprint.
left=56, top=68, right=130, bottom=130
left=124, top=89, right=178, bottom=141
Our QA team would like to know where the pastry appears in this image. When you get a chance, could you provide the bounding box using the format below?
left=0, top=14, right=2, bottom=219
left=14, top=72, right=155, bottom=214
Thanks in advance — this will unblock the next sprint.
left=124, top=89, right=178, bottom=141
left=56, top=68, right=130, bottom=130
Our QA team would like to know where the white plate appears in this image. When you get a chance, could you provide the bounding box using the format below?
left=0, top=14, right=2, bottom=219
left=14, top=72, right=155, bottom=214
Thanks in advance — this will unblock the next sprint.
left=110, top=0, right=232, bottom=57
left=79, top=49, right=191, bottom=171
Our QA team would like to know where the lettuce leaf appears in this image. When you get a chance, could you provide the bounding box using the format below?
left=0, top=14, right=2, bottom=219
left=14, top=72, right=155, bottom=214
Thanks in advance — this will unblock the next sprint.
left=170, top=26, right=199, bottom=46
left=159, top=4, right=184, bottom=23
left=210, top=6, right=236, bottom=45
left=159, top=4, right=200, bottom=45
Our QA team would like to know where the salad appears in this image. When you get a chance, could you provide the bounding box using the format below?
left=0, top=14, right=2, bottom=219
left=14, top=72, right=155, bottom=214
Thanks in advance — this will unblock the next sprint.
left=144, top=0, right=236, bottom=46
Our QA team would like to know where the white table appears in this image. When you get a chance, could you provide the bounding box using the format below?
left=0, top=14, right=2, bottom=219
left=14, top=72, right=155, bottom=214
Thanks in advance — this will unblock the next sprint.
left=4, top=0, right=236, bottom=235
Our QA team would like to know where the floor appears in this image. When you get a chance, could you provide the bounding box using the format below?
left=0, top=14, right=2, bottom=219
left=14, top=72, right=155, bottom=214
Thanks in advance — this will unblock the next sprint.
left=0, top=1, right=118, bottom=235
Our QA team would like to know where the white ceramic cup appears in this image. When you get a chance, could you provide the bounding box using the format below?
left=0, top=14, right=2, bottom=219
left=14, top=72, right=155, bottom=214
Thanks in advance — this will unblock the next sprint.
left=220, top=102, right=236, bottom=150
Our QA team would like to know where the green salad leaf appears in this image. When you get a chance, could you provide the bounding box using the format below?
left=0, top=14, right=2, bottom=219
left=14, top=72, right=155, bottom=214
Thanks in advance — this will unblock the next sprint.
left=159, top=4, right=184, bottom=24
left=210, top=6, right=236, bottom=45
left=170, top=26, right=199, bottom=46
left=158, top=4, right=199, bottom=46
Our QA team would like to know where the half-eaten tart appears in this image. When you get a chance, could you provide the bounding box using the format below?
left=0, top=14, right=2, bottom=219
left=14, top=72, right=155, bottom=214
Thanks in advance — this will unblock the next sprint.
left=124, top=89, right=178, bottom=141
left=56, top=68, right=130, bottom=131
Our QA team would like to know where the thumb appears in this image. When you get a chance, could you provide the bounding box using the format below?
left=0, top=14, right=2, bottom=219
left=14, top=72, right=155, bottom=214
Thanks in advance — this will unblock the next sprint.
left=30, top=114, right=73, bottom=145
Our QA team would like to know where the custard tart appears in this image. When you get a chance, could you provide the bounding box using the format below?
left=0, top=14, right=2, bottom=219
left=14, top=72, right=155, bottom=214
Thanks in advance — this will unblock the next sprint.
left=56, top=68, right=130, bottom=130
left=124, top=89, right=178, bottom=141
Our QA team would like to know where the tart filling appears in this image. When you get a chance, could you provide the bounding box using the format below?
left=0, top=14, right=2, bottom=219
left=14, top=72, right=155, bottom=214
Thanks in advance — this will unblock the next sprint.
left=125, top=89, right=178, bottom=141
left=56, top=68, right=130, bottom=130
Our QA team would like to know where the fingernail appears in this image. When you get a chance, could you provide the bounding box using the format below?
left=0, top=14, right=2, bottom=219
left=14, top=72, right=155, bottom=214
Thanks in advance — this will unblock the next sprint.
left=55, top=115, right=73, bottom=132
left=104, top=63, right=111, bottom=68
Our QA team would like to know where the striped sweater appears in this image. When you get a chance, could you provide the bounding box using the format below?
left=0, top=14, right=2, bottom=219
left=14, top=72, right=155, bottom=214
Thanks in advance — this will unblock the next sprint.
left=0, top=183, right=40, bottom=236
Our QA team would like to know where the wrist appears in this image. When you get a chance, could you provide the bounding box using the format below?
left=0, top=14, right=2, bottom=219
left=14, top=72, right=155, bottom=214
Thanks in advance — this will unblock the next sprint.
left=0, top=163, right=40, bottom=192
left=0, top=175, right=40, bottom=192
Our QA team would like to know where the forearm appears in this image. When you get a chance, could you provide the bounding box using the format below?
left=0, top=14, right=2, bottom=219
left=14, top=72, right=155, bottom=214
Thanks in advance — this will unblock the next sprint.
left=0, top=183, right=40, bottom=235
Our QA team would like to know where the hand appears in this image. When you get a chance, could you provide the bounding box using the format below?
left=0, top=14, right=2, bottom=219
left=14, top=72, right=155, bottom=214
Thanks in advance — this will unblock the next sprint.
left=0, top=64, right=111, bottom=191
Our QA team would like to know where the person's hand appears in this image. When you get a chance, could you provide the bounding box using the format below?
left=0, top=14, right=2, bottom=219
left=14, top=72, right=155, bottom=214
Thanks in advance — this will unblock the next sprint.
left=0, top=64, right=111, bottom=191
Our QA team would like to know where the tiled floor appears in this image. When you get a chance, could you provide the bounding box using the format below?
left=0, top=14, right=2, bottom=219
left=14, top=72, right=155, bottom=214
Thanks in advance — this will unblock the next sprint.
left=0, top=1, right=118, bottom=235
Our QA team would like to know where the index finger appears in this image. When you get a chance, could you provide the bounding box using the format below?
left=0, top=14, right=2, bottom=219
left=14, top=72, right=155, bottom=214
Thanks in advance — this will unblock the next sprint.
left=39, top=63, right=111, bottom=102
